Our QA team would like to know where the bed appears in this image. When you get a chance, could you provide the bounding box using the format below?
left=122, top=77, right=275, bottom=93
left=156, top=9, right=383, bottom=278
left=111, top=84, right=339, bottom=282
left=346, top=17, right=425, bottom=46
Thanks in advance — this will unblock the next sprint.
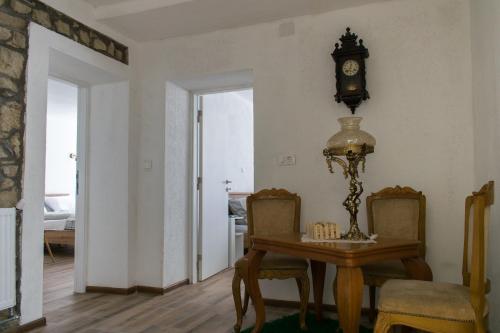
left=228, top=192, right=252, bottom=250
left=43, top=194, right=75, bottom=262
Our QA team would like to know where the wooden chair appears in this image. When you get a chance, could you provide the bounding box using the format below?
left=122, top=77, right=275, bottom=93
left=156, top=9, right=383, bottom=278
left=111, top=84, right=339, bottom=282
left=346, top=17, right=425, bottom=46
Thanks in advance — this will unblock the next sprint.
left=363, top=186, right=426, bottom=322
left=374, top=181, right=494, bottom=333
left=232, top=189, right=310, bottom=332
left=463, top=193, right=492, bottom=295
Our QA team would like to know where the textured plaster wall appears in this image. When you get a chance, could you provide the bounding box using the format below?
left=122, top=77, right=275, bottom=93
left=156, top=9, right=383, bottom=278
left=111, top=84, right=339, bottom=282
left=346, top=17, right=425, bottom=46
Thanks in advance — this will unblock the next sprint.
left=137, top=0, right=475, bottom=305
left=164, top=82, right=190, bottom=287
left=470, top=0, right=500, bottom=328
left=87, top=81, right=131, bottom=288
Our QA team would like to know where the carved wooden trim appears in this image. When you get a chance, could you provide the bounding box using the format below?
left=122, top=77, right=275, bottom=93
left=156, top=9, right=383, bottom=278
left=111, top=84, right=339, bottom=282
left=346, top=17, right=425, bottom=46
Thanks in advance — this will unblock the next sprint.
left=373, top=312, right=393, bottom=333
left=374, top=311, right=477, bottom=332
left=475, top=180, right=494, bottom=205
left=370, top=185, right=423, bottom=198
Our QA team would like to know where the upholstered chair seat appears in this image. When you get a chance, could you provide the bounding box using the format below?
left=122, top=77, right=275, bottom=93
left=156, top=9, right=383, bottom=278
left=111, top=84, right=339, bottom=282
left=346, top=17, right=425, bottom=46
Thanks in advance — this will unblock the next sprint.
left=255, top=253, right=309, bottom=270
left=378, top=280, right=488, bottom=323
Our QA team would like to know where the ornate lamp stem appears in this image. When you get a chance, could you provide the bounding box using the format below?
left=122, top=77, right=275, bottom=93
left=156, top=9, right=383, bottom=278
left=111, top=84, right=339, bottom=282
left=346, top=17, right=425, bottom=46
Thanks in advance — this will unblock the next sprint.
left=324, top=145, right=369, bottom=241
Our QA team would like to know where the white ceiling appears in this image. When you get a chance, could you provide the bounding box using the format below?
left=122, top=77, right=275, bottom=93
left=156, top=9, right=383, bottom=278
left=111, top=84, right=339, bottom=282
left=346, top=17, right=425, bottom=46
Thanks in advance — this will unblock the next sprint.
left=85, top=0, right=125, bottom=7
left=82, top=0, right=390, bottom=42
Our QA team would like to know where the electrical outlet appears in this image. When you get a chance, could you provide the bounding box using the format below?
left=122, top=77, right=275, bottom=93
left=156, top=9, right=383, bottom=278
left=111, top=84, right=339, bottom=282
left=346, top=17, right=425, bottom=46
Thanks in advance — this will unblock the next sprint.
left=278, top=154, right=296, bottom=166
left=143, top=160, right=153, bottom=170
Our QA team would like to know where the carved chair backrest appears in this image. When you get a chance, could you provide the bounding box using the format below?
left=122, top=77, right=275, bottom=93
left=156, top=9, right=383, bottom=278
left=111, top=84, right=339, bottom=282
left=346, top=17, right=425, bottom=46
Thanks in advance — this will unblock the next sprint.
left=367, top=186, right=426, bottom=257
left=463, top=181, right=493, bottom=322
left=247, top=189, right=301, bottom=239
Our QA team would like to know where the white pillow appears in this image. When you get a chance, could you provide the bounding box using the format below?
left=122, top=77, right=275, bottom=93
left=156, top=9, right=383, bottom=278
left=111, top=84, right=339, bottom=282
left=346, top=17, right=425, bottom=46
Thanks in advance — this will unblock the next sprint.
left=45, top=197, right=68, bottom=212
left=238, top=198, right=247, bottom=211
left=44, top=211, right=71, bottom=220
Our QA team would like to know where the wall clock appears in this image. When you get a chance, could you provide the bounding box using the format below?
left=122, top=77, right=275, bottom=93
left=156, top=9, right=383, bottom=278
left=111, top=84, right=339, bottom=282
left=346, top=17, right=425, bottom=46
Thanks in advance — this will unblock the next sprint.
left=332, top=27, right=370, bottom=114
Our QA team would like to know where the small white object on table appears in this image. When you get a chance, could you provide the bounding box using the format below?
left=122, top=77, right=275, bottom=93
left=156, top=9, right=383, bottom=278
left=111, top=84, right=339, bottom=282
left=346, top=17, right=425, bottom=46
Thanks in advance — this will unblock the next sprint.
left=301, top=234, right=377, bottom=244
left=304, top=222, right=378, bottom=243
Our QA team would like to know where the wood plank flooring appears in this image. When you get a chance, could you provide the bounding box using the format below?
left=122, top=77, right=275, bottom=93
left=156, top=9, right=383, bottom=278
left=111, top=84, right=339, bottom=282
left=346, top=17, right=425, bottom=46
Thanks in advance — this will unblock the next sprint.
left=35, top=250, right=301, bottom=333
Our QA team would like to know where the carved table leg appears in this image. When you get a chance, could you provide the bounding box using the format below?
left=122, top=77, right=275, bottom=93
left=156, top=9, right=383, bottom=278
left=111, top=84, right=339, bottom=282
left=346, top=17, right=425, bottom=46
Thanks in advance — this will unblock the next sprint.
left=402, top=257, right=433, bottom=281
left=245, top=249, right=266, bottom=333
left=333, top=270, right=338, bottom=307
left=310, top=260, right=326, bottom=321
left=336, top=266, right=364, bottom=333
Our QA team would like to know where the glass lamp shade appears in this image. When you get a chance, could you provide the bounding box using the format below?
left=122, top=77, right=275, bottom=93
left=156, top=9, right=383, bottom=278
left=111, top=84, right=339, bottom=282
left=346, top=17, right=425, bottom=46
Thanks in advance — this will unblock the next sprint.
left=326, top=117, right=376, bottom=156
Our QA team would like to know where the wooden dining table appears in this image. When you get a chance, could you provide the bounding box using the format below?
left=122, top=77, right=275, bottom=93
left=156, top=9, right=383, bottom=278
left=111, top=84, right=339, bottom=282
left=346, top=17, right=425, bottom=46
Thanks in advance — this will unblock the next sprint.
left=242, top=233, right=433, bottom=333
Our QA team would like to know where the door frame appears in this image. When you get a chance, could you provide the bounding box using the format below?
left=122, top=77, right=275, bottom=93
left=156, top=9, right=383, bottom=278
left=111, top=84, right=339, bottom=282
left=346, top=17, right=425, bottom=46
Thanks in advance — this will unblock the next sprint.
left=74, top=85, right=90, bottom=293
left=189, top=85, right=253, bottom=283
left=23, top=23, right=130, bottom=324
left=45, top=77, right=90, bottom=293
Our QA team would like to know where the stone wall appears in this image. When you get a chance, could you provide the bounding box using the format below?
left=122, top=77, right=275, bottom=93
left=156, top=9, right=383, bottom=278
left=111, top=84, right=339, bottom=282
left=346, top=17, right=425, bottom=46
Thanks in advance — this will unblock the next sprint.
left=0, top=0, right=128, bottom=324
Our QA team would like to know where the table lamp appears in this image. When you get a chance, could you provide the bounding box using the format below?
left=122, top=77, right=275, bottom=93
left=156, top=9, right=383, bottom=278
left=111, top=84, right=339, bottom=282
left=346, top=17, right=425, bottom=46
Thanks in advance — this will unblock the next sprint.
left=323, top=117, right=375, bottom=240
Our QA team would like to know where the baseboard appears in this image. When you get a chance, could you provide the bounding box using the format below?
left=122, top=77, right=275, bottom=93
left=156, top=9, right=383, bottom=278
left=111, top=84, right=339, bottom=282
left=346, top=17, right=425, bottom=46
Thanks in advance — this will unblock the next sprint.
left=86, top=279, right=190, bottom=296
left=162, top=279, right=190, bottom=294
left=86, top=286, right=137, bottom=295
left=136, top=285, right=164, bottom=294
left=8, top=317, right=46, bottom=332
left=263, top=298, right=373, bottom=316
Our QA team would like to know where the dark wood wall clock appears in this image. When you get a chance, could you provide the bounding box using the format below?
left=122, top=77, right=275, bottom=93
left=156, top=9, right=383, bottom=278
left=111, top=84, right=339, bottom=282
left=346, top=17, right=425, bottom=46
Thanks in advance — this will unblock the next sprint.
left=332, top=27, right=369, bottom=114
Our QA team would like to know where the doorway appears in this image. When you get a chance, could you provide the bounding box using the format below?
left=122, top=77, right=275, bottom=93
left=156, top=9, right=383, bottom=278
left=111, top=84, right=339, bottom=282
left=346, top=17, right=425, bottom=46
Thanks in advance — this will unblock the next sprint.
left=195, top=88, right=254, bottom=281
left=21, top=23, right=131, bottom=324
left=42, top=78, right=82, bottom=299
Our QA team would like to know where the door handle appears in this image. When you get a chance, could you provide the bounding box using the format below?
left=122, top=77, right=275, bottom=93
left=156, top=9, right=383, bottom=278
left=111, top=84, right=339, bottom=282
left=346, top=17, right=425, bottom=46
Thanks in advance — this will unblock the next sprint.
left=226, top=187, right=232, bottom=192
left=225, top=180, right=233, bottom=184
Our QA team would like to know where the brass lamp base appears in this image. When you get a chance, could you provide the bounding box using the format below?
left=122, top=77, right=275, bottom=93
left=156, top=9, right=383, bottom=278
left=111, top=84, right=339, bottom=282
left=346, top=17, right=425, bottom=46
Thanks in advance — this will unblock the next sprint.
left=324, top=144, right=372, bottom=241
left=341, top=225, right=370, bottom=241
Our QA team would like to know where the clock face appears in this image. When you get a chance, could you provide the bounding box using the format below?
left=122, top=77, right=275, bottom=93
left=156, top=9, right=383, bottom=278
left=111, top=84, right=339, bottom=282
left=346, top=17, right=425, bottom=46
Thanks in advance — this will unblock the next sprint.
left=342, top=59, right=360, bottom=76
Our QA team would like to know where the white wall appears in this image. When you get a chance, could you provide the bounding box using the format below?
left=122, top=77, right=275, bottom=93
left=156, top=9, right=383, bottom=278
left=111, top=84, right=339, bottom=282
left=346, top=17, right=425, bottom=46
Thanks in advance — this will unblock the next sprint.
left=137, top=0, right=475, bottom=304
left=470, top=0, right=500, bottom=328
left=205, top=90, right=254, bottom=193
left=164, top=82, right=190, bottom=287
left=45, top=79, right=78, bottom=210
left=87, top=81, right=132, bottom=288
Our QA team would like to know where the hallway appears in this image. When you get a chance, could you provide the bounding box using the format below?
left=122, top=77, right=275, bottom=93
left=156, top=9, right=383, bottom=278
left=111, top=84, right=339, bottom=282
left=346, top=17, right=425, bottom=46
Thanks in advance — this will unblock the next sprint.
left=36, top=262, right=297, bottom=333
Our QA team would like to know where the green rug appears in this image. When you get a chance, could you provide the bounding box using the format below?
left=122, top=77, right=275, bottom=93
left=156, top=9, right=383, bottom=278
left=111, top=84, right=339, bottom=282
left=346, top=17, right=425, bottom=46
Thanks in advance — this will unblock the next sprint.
left=241, top=313, right=373, bottom=333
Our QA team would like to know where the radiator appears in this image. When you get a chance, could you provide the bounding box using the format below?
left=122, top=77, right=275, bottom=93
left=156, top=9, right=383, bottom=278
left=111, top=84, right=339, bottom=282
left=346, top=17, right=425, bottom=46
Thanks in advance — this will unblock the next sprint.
left=0, top=208, right=16, bottom=311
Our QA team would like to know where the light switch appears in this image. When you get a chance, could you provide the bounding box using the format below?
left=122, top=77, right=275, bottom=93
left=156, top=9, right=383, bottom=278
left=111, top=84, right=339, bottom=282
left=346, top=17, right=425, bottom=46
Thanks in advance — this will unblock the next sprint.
left=144, top=160, right=153, bottom=170
left=278, top=154, right=296, bottom=166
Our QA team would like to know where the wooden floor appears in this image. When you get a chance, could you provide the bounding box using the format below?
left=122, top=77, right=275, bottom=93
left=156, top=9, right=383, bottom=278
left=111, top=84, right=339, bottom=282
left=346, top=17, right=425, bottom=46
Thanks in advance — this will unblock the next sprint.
left=36, top=249, right=304, bottom=333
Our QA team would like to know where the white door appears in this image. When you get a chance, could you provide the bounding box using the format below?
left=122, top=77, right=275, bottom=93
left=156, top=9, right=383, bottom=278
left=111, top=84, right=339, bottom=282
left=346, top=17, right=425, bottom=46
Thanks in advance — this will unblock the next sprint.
left=199, top=94, right=230, bottom=281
